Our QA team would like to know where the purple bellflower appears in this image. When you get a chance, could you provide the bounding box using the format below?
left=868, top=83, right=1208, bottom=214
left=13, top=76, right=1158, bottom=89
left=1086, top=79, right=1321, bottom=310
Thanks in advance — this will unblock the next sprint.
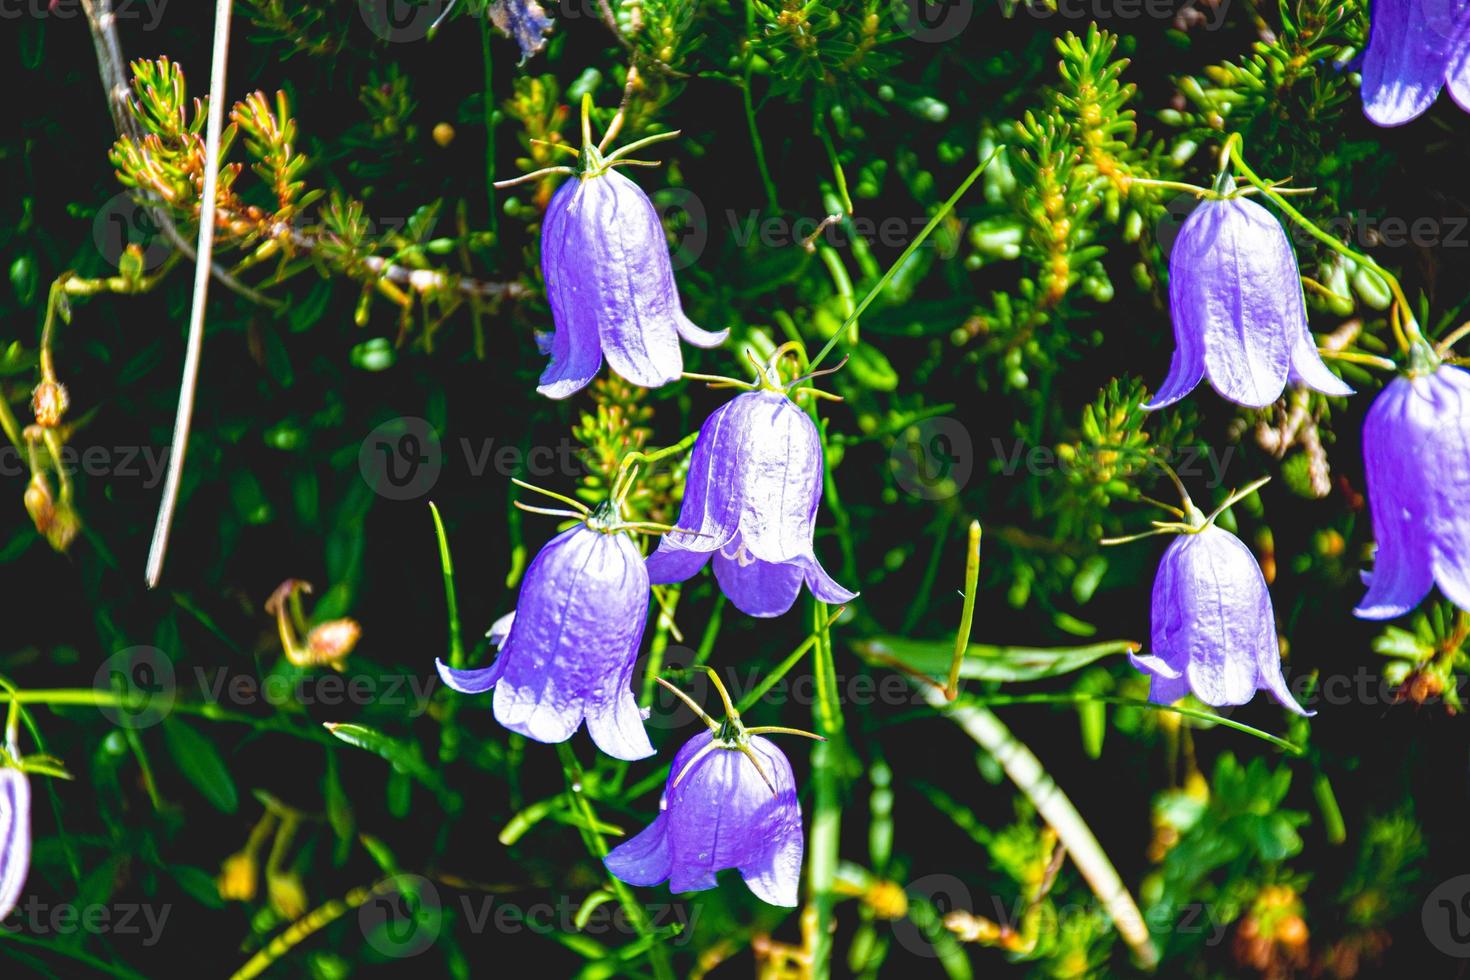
left=1361, top=0, right=1470, bottom=127
left=645, top=356, right=857, bottom=617
left=0, top=726, right=31, bottom=923
left=436, top=507, right=655, bottom=760
left=605, top=675, right=809, bottom=906
left=522, top=96, right=726, bottom=399
left=0, top=769, right=27, bottom=922
left=1355, top=360, right=1470, bottom=619
left=1117, top=480, right=1311, bottom=715
left=1146, top=185, right=1353, bottom=410
left=487, top=0, right=555, bottom=64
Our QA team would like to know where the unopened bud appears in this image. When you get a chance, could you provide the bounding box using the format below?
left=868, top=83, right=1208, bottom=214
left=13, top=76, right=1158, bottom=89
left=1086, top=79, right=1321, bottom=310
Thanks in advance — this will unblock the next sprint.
left=32, top=382, right=68, bottom=428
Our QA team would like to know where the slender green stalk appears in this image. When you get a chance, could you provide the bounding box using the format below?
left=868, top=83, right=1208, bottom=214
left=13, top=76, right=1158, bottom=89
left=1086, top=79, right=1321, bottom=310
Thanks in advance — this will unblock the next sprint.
left=805, top=597, right=844, bottom=978
left=556, top=744, right=675, bottom=980
left=809, top=144, right=1003, bottom=371
left=742, top=0, right=779, bottom=212
left=946, top=520, right=982, bottom=700
left=429, top=502, right=465, bottom=669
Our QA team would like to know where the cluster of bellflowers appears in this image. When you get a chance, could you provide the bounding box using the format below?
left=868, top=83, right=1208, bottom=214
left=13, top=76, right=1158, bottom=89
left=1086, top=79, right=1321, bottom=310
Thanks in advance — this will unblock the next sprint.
left=436, top=99, right=855, bottom=906
left=1125, top=126, right=1470, bottom=716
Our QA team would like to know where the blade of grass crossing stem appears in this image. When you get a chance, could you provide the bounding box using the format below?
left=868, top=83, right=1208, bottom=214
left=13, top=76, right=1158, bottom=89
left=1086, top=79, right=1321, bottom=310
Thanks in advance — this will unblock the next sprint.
left=808, top=145, right=1004, bottom=372
left=947, top=521, right=981, bottom=700
left=429, top=502, right=465, bottom=669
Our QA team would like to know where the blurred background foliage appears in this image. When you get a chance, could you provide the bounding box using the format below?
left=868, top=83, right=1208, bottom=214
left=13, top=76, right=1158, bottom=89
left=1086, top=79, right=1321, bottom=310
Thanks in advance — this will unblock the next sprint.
left=2, top=0, right=1468, bottom=976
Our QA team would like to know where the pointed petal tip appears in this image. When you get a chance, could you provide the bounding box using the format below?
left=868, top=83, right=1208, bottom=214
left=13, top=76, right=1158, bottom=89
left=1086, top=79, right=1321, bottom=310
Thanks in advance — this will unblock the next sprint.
left=434, top=658, right=501, bottom=694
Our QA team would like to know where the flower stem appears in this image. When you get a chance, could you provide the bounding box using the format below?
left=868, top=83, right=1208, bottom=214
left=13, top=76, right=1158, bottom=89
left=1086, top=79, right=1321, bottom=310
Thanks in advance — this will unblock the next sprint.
left=556, top=743, right=675, bottom=980
left=804, top=597, right=844, bottom=978
left=808, top=144, right=1004, bottom=372
left=1223, top=133, right=1424, bottom=352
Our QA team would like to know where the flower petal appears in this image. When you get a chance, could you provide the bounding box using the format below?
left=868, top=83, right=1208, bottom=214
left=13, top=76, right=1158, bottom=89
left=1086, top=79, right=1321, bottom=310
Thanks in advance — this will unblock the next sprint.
left=435, top=658, right=504, bottom=695
left=800, top=554, right=859, bottom=605
left=1421, top=366, right=1470, bottom=612
left=584, top=681, right=655, bottom=761
left=586, top=170, right=686, bottom=389
left=538, top=179, right=605, bottom=399
left=604, top=812, right=673, bottom=887
left=1356, top=375, right=1436, bottom=618
left=1288, top=323, right=1355, bottom=398
left=653, top=398, right=743, bottom=557
left=0, top=768, right=30, bottom=922
left=1361, top=0, right=1462, bottom=126
left=734, top=392, right=825, bottom=564
left=736, top=739, right=804, bottom=908
left=676, top=314, right=728, bottom=349
left=645, top=545, right=713, bottom=585
left=1172, top=198, right=1293, bottom=408
left=713, top=548, right=805, bottom=618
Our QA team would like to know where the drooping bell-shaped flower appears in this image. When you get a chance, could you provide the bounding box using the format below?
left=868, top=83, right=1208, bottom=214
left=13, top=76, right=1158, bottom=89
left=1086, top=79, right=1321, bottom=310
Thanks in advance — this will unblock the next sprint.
left=1355, top=361, right=1470, bottom=619
left=1146, top=186, right=1353, bottom=410
left=1360, top=0, right=1470, bottom=126
left=528, top=98, right=726, bottom=399
left=0, top=766, right=29, bottom=921
left=605, top=674, right=808, bottom=906
left=645, top=364, right=857, bottom=617
left=488, top=0, right=555, bottom=64
left=436, top=511, right=654, bottom=760
left=1130, top=524, right=1310, bottom=715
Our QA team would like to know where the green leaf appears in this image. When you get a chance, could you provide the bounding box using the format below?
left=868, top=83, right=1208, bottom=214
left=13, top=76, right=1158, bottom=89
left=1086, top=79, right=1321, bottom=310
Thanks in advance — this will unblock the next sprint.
left=853, top=635, right=1133, bottom=683
left=161, top=718, right=238, bottom=814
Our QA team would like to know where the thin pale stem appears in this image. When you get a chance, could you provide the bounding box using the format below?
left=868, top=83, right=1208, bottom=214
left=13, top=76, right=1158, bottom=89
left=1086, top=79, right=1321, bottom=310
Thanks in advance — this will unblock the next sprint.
left=144, top=0, right=233, bottom=589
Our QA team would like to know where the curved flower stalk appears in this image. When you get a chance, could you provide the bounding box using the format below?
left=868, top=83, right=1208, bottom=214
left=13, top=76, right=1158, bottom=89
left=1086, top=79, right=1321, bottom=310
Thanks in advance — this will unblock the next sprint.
left=1355, top=360, right=1470, bottom=619
left=435, top=498, right=655, bottom=760
left=499, top=95, right=727, bottom=399
left=605, top=673, right=816, bottom=906
left=1361, top=0, right=1470, bottom=127
left=1105, top=477, right=1310, bottom=715
left=645, top=349, right=858, bottom=617
left=1146, top=183, right=1352, bottom=410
